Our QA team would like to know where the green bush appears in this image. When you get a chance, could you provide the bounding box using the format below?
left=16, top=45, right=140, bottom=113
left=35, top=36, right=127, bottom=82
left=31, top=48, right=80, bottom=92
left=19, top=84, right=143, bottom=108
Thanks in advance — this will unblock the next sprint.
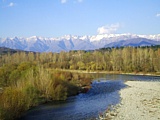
left=0, top=87, right=30, bottom=120
left=23, top=85, right=40, bottom=106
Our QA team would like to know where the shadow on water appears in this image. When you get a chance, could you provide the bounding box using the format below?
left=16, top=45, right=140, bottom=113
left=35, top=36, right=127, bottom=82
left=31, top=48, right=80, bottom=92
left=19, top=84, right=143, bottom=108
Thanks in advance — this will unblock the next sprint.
left=19, top=80, right=126, bottom=120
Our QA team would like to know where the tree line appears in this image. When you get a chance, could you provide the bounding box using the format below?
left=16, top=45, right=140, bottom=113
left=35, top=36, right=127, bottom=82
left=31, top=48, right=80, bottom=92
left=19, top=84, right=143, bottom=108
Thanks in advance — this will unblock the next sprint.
left=1, top=46, right=160, bottom=73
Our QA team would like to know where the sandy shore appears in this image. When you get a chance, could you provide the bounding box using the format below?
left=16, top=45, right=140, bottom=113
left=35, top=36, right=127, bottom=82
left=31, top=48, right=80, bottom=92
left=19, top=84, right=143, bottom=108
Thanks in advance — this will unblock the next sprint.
left=103, top=81, right=160, bottom=120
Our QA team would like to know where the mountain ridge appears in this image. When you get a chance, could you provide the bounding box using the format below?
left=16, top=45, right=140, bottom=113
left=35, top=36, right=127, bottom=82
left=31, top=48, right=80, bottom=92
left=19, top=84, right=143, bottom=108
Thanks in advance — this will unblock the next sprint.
left=104, top=38, right=160, bottom=48
left=0, top=34, right=160, bottom=52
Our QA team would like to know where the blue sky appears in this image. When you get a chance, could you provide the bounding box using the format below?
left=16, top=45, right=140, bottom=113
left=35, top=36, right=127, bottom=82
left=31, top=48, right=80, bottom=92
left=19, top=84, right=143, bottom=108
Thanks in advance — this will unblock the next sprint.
left=0, top=0, right=160, bottom=38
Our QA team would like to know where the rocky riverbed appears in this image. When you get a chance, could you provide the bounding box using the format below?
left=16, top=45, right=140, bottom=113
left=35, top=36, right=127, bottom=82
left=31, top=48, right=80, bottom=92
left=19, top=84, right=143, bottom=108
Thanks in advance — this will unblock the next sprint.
left=101, top=81, right=160, bottom=120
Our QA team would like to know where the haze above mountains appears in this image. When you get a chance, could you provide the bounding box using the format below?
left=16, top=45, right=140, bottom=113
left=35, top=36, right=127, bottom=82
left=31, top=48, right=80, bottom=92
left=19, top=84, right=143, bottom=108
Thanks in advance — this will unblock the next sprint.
left=0, top=34, right=160, bottom=52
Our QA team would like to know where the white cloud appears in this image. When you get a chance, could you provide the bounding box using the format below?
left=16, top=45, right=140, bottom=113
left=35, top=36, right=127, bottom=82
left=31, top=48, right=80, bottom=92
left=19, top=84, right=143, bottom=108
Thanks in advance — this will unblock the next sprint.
left=97, top=23, right=120, bottom=34
left=156, top=13, right=160, bottom=17
left=61, top=0, right=67, bottom=4
left=8, top=2, right=15, bottom=7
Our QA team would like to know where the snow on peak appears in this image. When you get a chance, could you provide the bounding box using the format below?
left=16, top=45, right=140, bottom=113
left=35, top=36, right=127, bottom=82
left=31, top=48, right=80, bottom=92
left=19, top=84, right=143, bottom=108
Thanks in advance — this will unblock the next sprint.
left=89, top=33, right=139, bottom=42
left=79, top=35, right=89, bottom=40
left=138, top=34, right=160, bottom=41
left=26, top=36, right=39, bottom=41
left=2, top=34, right=160, bottom=43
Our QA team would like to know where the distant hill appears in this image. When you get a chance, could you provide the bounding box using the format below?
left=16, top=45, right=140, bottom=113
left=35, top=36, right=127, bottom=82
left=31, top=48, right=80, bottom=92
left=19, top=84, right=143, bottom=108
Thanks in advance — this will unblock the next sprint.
left=0, top=47, right=26, bottom=55
left=104, top=38, right=160, bottom=48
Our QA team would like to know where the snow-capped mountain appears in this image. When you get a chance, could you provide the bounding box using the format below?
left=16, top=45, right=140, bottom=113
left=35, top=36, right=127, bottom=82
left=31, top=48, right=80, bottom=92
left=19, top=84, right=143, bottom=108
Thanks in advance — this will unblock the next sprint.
left=0, top=34, right=160, bottom=52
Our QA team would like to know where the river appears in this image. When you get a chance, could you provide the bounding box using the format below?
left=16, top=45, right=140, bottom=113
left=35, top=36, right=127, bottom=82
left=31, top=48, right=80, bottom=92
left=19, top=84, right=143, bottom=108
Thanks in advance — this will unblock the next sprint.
left=20, top=74, right=160, bottom=120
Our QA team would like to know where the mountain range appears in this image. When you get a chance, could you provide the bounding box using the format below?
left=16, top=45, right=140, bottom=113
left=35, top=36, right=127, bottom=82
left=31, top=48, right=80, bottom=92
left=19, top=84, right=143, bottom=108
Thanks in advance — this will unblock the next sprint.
left=104, top=38, right=160, bottom=48
left=0, top=34, right=160, bottom=52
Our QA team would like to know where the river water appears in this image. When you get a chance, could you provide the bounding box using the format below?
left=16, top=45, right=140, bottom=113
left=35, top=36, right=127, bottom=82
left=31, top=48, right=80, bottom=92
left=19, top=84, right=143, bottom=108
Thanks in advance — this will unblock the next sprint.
left=20, top=74, right=160, bottom=120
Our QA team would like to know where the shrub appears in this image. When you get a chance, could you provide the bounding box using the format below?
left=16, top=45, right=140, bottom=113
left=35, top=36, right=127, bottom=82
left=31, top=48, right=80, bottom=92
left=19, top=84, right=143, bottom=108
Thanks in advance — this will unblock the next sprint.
left=0, top=87, right=30, bottom=120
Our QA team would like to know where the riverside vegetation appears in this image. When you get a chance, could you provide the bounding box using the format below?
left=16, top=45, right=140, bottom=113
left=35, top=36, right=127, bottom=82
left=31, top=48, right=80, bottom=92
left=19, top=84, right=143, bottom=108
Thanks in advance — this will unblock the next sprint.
left=0, top=46, right=160, bottom=120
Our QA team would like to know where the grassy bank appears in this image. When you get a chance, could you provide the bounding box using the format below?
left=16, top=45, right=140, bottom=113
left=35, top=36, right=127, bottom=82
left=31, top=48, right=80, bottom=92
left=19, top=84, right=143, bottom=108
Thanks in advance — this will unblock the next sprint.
left=56, top=69, right=160, bottom=76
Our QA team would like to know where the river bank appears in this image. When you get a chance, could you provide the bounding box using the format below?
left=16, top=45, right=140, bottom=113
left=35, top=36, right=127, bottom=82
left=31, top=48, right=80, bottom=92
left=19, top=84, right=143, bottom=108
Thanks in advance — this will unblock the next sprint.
left=104, top=81, right=160, bottom=120
left=57, top=69, right=160, bottom=76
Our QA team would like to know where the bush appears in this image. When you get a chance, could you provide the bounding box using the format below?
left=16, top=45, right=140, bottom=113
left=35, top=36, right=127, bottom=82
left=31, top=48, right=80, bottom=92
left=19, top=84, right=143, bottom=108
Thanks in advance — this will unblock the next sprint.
left=50, top=84, right=67, bottom=100
left=23, top=85, right=40, bottom=106
left=0, top=87, right=30, bottom=120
